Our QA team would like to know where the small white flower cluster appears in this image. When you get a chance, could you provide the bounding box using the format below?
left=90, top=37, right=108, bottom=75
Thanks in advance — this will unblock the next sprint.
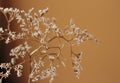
left=29, top=56, right=56, bottom=83
left=0, top=7, right=99, bottom=83
left=10, top=42, right=31, bottom=60
left=72, top=52, right=83, bottom=79
left=5, top=31, right=16, bottom=44
left=31, top=64, right=56, bottom=83
left=41, top=65, right=56, bottom=83
left=14, top=64, right=23, bottom=77
left=30, top=58, right=45, bottom=79
left=0, top=27, right=26, bottom=44
left=0, top=63, right=11, bottom=83
left=64, top=19, right=98, bottom=45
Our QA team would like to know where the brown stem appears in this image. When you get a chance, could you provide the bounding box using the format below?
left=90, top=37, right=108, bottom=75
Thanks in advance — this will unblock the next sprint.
left=30, top=46, right=41, bottom=56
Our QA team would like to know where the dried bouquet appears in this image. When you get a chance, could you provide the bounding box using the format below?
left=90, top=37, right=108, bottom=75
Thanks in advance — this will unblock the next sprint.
left=0, top=7, right=99, bottom=83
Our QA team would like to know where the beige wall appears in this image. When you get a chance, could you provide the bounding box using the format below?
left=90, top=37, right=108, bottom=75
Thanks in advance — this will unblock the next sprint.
left=0, top=0, right=120, bottom=83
